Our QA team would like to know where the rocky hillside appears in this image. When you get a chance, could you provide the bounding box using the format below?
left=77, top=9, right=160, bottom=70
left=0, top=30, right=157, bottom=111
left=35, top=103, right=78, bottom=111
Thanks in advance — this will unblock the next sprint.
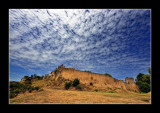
left=32, top=65, right=139, bottom=93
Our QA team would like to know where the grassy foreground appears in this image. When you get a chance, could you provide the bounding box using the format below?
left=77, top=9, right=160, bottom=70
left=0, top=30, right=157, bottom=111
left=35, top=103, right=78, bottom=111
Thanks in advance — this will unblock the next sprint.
left=9, top=88, right=151, bottom=104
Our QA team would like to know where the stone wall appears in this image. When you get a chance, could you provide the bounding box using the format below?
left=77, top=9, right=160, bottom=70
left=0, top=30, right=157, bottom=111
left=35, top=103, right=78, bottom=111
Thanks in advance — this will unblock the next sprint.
left=48, top=65, right=139, bottom=93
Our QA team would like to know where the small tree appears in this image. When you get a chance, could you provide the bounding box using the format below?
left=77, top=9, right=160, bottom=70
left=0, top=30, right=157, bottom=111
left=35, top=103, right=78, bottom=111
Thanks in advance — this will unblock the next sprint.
left=64, top=81, right=72, bottom=90
left=72, top=78, right=80, bottom=86
left=33, top=74, right=37, bottom=78
left=135, top=72, right=151, bottom=93
left=24, top=75, right=29, bottom=79
left=31, top=75, right=34, bottom=78
left=41, top=75, right=44, bottom=79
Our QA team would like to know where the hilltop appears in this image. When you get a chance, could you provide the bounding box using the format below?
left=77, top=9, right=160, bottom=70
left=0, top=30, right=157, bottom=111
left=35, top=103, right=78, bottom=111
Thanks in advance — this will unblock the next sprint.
left=20, top=64, right=139, bottom=93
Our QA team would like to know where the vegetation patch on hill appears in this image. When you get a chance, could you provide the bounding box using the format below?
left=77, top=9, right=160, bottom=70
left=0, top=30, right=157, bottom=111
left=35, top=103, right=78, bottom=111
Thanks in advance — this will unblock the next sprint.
left=9, top=74, right=43, bottom=98
left=64, top=78, right=81, bottom=90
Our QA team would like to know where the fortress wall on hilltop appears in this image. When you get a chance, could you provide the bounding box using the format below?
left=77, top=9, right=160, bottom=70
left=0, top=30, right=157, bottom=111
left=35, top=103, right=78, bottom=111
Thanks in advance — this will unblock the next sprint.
left=61, top=68, right=130, bottom=91
left=47, top=65, right=139, bottom=92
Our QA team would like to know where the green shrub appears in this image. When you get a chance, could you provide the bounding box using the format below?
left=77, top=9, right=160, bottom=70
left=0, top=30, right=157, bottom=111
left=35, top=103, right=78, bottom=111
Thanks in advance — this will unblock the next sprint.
left=76, top=85, right=81, bottom=90
left=65, top=81, right=72, bottom=90
left=19, top=88, right=26, bottom=93
left=108, top=91, right=115, bottom=93
left=34, top=86, right=40, bottom=90
left=104, top=73, right=112, bottom=77
left=29, top=89, right=32, bottom=93
left=84, top=70, right=92, bottom=73
left=142, top=98, right=150, bottom=102
left=72, top=78, right=80, bottom=86
left=94, top=89, right=98, bottom=92
left=9, top=80, right=41, bottom=98
left=29, top=86, right=34, bottom=91
left=10, top=81, right=22, bottom=90
left=24, top=80, right=31, bottom=85
left=12, top=89, right=21, bottom=93
left=10, top=93, right=17, bottom=98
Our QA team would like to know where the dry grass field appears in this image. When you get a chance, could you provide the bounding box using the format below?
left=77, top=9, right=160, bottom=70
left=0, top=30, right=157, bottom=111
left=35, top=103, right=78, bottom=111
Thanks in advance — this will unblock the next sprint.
left=9, top=87, right=151, bottom=104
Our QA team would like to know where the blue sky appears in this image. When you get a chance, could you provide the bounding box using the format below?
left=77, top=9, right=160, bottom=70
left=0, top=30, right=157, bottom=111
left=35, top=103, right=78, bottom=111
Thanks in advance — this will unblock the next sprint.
left=9, top=9, right=151, bottom=82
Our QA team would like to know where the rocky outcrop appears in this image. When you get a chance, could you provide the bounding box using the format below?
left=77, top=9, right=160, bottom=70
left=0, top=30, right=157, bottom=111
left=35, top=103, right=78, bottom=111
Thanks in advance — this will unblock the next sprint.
left=125, top=77, right=139, bottom=92
left=43, top=65, right=140, bottom=93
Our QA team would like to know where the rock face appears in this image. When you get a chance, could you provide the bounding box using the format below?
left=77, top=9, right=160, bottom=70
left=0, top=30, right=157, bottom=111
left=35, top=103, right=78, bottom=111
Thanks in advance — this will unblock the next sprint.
left=125, top=77, right=139, bottom=92
left=44, top=65, right=140, bottom=93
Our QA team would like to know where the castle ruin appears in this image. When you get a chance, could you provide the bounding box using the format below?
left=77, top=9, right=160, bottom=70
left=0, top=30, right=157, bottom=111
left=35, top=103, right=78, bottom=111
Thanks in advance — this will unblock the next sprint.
left=43, top=65, right=140, bottom=93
